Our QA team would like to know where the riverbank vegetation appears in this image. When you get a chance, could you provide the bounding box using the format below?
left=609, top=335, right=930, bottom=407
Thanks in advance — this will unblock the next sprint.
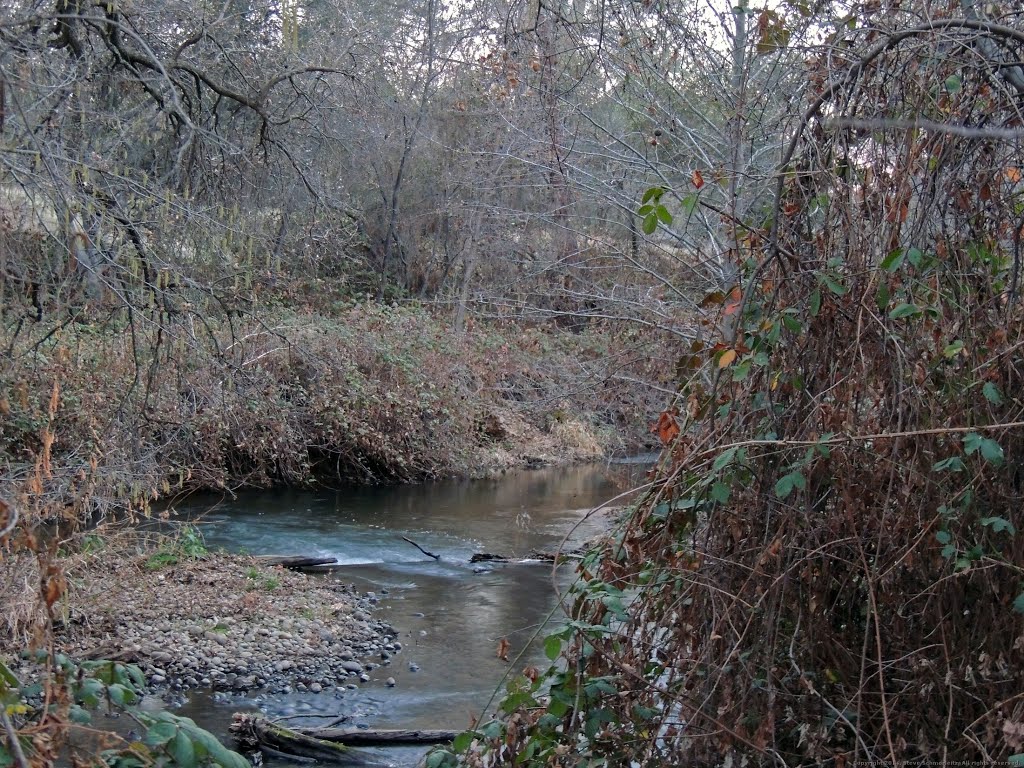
left=4, top=0, right=1024, bottom=766
left=2, top=303, right=663, bottom=519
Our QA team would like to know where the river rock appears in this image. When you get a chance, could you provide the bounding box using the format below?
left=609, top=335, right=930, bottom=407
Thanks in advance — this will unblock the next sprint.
left=341, top=660, right=363, bottom=673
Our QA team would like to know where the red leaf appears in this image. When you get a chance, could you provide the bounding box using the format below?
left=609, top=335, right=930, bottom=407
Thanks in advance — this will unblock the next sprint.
left=691, top=169, right=704, bottom=189
left=652, top=410, right=681, bottom=445
left=723, top=286, right=743, bottom=316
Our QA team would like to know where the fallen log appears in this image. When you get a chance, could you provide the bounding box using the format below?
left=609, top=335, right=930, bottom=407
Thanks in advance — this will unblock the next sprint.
left=231, top=715, right=366, bottom=765
left=231, top=714, right=456, bottom=765
left=256, top=555, right=339, bottom=569
left=289, top=726, right=458, bottom=747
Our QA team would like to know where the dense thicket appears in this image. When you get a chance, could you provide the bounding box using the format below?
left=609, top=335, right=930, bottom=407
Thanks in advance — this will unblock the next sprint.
left=455, top=3, right=1024, bottom=767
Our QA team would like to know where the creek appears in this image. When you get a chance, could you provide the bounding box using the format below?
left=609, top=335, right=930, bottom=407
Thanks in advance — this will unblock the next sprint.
left=171, top=461, right=648, bottom=767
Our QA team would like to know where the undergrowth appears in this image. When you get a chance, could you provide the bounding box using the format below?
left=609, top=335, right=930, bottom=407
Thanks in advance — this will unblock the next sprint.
left=448, top=11, right=1024, bottom=768
left=0, top=304, right=666, bottom=522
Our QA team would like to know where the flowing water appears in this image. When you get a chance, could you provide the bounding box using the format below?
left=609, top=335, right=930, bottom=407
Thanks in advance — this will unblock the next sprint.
left=171, top=461, right=649, bottom=767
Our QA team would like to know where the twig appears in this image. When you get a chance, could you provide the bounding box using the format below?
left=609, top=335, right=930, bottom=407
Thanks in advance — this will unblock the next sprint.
left=400, top=536, right=440, bottom=560
left=830, top=116, right=1024, bottom=140
left=0, top=497, right=18, bottom=538
left=1, top=710, right=30, bottom=768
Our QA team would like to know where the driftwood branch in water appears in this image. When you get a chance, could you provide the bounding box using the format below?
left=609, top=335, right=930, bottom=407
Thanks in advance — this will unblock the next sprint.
left=231, top=715, right=359, bottom=765
left=256, top=555, right=339, bottom=569
left=231, top=714, right=455, bottom=764
left=400, top=536, right=440, bottom=560
left=470, top=550, right=581, bottom=564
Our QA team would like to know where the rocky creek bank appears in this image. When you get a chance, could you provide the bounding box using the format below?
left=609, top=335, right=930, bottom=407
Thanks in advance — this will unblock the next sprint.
left=8, top=553, right=401, bottom=698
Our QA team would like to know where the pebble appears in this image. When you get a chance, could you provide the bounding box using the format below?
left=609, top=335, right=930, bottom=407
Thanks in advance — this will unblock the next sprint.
left=385, top=677, right=396, bottom=687
left=51, top=558, right=400, bottom=697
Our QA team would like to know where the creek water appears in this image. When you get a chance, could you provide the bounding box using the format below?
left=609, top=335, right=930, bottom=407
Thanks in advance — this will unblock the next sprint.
left=171, top=461, right=648, bottom=767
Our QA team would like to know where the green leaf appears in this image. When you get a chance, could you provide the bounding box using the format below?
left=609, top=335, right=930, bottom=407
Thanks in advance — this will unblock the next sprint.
left=712, top=447, right=738, bottom=472
left=642, top=213, right=658, bottom=235
left=981, top=438, right=1004, bottom=466
left=944, top=74, right=962, bottom=93
left=69, top=704, right=92, bottom=724
left=732, top=359, right=752, bottom=381
left=77, top=677, right=104, bottom=708
left=479, top=720, right=503, bottom=740
left=963, top=432, right=982, bottom=455
left=1008, top=752, right=1024, bottom=766
left=544, top=634, right=562, bottom=662
left=781, top=314, right=801, bottom=334
left=641, top=187, right=663, bottom=204
left=425, top=750, right=457, bottom=768
left=906, top=247, right=924, bottom=267
left=774, top=473, right=794, bottom=499
left=934, top=530, right=951, bottom=545
left=809, top=289, right=821, bottom=316
left=982, top=382, right=1003, bottom=405
left=875, top=283, right=890, bottom=312
left=655, top=205, right=672, bottom=225
left=980, top=516, right=1016, bottom=535
left=145, top=721, right=178, bottom=748
left=0, top=661, right=19, bottom=691
left=889, top=303, right=920, bottom=319
left=711, top=482, right=731, bottom=504
left=171, top=730, right=197, bottom=768
left=880, top=248, right=905, bottom=272
left=1014, top=592, right=1024, bottom=615
left=941, top=543, right=957, bottom=559
left=107, top=683, right=137, bottom=707
left=452, top=732, right=473, bottom=753
left=932, top=456, right=965, bottom=473
left=942, top=340, right=964, bottom=358
left=680, top=195, right=698, bottom=215
left=821, top=274, right=847, bottom=295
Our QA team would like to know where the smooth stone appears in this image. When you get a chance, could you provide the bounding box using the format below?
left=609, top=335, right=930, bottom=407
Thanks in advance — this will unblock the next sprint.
left=385, top=677, right=396, bottom=687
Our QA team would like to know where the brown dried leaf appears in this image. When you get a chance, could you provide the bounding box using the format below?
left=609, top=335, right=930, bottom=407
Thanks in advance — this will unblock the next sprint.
left=496, top=637, right=511, bottom=662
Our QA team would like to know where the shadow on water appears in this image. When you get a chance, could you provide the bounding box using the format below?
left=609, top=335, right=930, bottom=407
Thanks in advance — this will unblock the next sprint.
left=170, top=461, right=649, bottom=767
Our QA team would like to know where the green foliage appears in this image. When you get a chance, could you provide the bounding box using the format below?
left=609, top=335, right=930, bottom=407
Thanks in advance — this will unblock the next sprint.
left=1, top=652, right=246, bottom=768
left=145, top=526, right=208, bottom=571
left=244, top=567, right=280, bottom=592
left=638, top=187, right=674, bottom=235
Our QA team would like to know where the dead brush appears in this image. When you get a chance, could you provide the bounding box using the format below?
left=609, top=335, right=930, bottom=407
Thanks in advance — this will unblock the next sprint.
left=478, top=11, right=1024, bottom=768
